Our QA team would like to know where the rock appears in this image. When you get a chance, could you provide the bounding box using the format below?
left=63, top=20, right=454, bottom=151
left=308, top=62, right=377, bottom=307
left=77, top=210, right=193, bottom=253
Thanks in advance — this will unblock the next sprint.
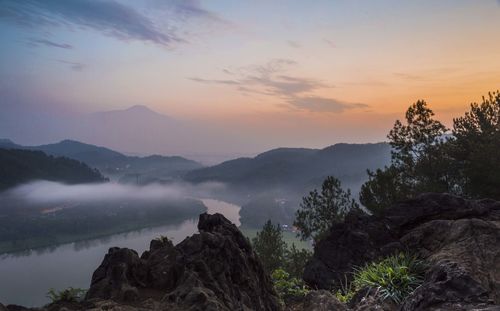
left=303, top=193, right=500, bottom=310
left=400, top=218, right=500, bottom=310
left=84, top=212, right=281, bottom=311
left=303, top=208, right=398, bottom=289
left=86, top=247, right=147, bottom=302
left=301, top=290, right=348, bottom=311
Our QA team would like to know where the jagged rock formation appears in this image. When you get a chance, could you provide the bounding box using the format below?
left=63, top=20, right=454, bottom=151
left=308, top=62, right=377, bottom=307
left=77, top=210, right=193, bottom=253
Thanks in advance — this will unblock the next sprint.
left=4, top=213, right=280, bottom=311
left=303, top=193, right=500, bottom=310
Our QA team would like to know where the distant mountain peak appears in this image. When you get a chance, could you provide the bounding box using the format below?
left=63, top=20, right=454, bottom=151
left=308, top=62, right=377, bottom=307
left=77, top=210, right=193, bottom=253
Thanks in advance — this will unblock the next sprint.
left=125, top=105, right=155, bottom=113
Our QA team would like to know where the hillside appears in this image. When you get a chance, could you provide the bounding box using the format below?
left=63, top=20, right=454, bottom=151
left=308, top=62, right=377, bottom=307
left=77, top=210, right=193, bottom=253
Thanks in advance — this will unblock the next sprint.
left=0, top=149, right=107, bottom=191
left=0, top=139, right=203, bottom=183
left=185, top=143, right=390, bottom=196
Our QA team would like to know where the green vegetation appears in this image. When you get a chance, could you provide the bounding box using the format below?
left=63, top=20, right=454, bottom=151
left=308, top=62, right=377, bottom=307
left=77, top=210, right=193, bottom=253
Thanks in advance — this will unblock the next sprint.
left=360, top=91, right=500, bottom=214
left=252, top=220, right=287, bottom=273
left=271, top=268, right=310, bottom=305
left=336, top=253, right=426, bottom=305
left=0, top=148, right=107, bottom=191
left=241, top=227, right=311, bottom=251
left=46, top=287, right=86, bottom=303
left=294, top=176, right=359, bottom=241
left=251, top=220, right=312, bottom=279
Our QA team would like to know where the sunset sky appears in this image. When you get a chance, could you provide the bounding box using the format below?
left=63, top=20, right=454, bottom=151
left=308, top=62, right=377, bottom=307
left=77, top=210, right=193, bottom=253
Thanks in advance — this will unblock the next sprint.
left=1, top=0, right=499, bottom=157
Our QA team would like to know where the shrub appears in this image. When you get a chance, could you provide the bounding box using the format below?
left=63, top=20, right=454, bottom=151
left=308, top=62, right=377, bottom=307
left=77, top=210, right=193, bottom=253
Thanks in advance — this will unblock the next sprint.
left=272, top=268, right=310, bottom=304
left=46, top=287, right=86, bottom=303
left=352, top=253, right=426, bottom=304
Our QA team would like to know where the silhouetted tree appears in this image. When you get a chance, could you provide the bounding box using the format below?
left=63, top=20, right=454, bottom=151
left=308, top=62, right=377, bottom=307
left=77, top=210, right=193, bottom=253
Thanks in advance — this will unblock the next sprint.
left=360, top=100, right=451, bottom=214
left=252, top=220, right=287, bottom=273
left=451, top=91, right=500, bottom=199
left=294, top=176, right=359, bottom=241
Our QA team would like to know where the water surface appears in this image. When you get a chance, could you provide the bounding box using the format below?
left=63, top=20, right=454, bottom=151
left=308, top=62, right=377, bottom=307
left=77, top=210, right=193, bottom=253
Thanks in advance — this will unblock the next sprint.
left=0, top=199, right=240, bottom=307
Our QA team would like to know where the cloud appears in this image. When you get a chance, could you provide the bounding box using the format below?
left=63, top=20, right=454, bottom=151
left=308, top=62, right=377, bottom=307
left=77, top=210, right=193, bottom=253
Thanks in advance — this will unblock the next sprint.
left=324, top=39, right=337, bottom=48
left=27, top=38, right=73, bottom=49
left=190, top=59, right=326, bottom=97
left=57, top=60, right=86, bottom=72
left=289, top=96, right=369, bottom=113
left=5, top=180, right=225, bottom=204
left=287, top=40, right=301, bottom=48
left=189, top=59, right=368, bottom=113
left=188, top=77, right=240, bottom=85
left=0, top=0, right=222, bottom=47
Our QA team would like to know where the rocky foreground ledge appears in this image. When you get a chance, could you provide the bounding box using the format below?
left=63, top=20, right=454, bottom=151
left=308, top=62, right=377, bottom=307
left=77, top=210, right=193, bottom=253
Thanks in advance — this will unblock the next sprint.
left=304, top=193, right=500, bottom=310
left=2, top=193, right=500, bottom=311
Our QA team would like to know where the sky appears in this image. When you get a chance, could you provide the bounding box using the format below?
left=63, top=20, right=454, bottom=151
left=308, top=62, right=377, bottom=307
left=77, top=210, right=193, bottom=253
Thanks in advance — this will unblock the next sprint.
left=0, top=0, right=499, bottom=158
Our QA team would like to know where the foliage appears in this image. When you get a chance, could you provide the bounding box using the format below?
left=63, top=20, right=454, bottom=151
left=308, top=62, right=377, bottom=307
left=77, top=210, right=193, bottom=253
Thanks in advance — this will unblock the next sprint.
left=360, top=91, right=500, bottom=213
left=334, top=275, right=356, bottom=303
left=294, top=176, right=359, bottom=241
left=359, top=166, right=408, bottom=216
left=361, top=100, right=449, bottom=214
left=450, top=91, right=500, bottom=200
left=283, top=243, right=312, bottom=279
left=154, top=235, right=171, bottom=243
left=0, top=148, right=107, bottom=191
left=351, top=253, right=426, bottom=304
left=46, top=287, right=86, bottom=303
left=252, top=220, right=287, bottom=273
left=271, top=268, right=310, bottom=304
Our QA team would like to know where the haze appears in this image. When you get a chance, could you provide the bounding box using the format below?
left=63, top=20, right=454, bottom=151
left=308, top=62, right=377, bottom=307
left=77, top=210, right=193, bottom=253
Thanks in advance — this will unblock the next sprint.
left=1, top=0, right=499, bottom=159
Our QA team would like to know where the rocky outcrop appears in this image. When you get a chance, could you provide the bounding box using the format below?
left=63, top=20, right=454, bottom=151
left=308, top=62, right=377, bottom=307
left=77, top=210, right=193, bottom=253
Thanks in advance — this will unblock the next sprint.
left=303, top=193, right=500, bottom=310
left=85, top=212, right=280, bottom=311
left=7, top=213, right=280, bottom=311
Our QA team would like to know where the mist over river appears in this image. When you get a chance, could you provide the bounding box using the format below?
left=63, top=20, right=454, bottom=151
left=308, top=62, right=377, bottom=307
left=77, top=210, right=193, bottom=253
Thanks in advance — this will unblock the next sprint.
left=0, top=199, right=240, bottom=307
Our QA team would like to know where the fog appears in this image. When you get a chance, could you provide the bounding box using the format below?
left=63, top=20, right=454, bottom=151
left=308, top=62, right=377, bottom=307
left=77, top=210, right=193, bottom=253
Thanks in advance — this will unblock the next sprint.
left=2, top=180, right=226, bottom=205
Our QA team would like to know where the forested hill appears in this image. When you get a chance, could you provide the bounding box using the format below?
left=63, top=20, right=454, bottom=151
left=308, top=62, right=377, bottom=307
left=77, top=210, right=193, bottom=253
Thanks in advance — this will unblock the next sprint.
left=0, top=139, right=203, bottom=183
left=185, top=143, right=391, bottom=192
left=0, top=148, right=107, bottom=191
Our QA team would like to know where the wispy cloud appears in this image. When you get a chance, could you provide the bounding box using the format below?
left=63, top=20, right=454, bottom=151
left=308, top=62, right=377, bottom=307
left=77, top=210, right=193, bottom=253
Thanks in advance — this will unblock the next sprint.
left=190, top=59, right=368, bottom=113
left=188, top=77, right=240, bottom=85
left=57, top=60, right=86, bottom=72
left=0, top=0, right=222, bottom=47
left=289, top=96, right=368, bottom=113
left=287, top=40, right=301, bottom=48
left=27, top=38, right=73, bottom=49
left=324, top=39, right=337, bottom=48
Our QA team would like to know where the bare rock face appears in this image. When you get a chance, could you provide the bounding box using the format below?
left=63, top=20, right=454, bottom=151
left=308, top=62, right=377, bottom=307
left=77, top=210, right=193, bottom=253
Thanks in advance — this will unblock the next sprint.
left=301, top=290, right=348, bottom=311
left=303, top=208, right=397, bottom=289
left=83, top=212, right=281, bottom=311
left=303, top=193, right=500, bottom=310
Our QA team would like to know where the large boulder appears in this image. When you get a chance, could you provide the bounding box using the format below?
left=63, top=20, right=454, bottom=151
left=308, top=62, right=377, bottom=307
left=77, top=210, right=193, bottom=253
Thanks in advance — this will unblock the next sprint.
left=303, top=209, right=398, bottom=289
left=85, top=212, right=281, bottom=311
left=303, top=193, right=500, bottom=310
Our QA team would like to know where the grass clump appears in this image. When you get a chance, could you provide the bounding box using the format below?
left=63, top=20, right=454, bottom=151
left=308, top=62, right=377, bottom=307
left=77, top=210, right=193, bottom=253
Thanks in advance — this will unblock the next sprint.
left=46, top=287, right=86, bottom=303
left=351, top=252, right=426, bottom=304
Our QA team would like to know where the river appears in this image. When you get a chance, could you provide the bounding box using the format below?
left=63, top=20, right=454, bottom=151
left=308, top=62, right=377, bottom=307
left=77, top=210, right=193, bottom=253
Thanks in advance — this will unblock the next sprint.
left=0, top=199, right=240, bottom=307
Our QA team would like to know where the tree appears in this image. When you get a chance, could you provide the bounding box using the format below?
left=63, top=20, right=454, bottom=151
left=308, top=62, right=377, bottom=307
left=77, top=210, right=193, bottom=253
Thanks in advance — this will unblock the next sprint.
left=359, top=166, right=408, bottom=216
left=360, top=100, right=450, bottom=213
left=451, top=91, right=500, bottom=199
left=283, top=243, right=312, bottom=279
left=252, top=220, right=287, bottom=273
left=294, top=176, right=359, bottom=241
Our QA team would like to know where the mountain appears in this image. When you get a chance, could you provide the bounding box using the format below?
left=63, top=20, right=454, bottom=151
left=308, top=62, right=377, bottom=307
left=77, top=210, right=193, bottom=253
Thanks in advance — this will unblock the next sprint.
left=34, top=139, right=126, bottom=167
left=185, top=143, right=391, bottom=192
left=0, top=139, right=203, bottom=183
left=0, top=149, right=107, bottom=191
